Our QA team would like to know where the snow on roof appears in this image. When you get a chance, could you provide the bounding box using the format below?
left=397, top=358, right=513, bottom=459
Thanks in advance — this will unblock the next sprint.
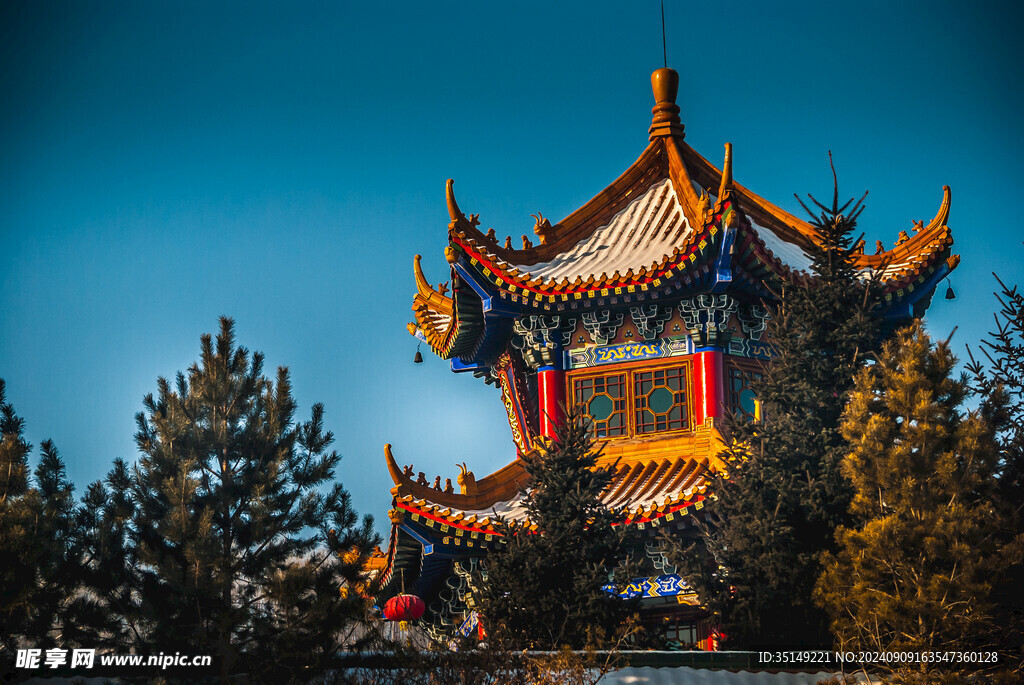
left=511, top=178, right=692, bottom=283
left=749, top=219, right=814, bottom=274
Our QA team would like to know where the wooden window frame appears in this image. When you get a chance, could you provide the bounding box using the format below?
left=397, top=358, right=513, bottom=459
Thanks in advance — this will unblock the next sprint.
left=567, top=357, right=694, bottom=441
left=665, top=620, right=698, bottom=646
left=569, top=370, right=629, bottom=438
left=725, top=357, right=765, bottom=421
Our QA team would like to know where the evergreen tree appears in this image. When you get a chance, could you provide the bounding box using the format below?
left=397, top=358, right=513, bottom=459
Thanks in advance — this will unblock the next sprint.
left=26, top=441, right=88, bottom=645
left=816, top=323, right=1018, bottom=678
left=475, top=405, right=635, bottom=650
left=0, top=379, right=35, bottom=653
left=75, top=458, right=145, bottom=649
left=964, top=274, right=1024, bottom=668
left=0, top=382, right=86, bottom=651
left=966, top=274, right=1024, bottom=520
left=116, top=318, right=379, bottom=680
left=669, top=162, right=882, bottom=648
left=0, top=380, right=31, bottom=505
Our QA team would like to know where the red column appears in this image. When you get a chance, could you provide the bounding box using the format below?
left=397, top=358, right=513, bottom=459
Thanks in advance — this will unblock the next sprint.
left=537, top=366, right=565, bottom=440
left=692, top=349, right=724, bottom=425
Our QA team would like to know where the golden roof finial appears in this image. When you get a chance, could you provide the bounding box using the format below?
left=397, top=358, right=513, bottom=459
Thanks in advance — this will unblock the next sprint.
left=445, top=179, right=480, bottom=230
left=717, top=143, right=734, bottom=199
left=445, top=179, right=464, bottom=228
left=413, top=254, right=433, bottom=296
left=649, top=68, right=684, bottom=140
left=413, top=254, right=454, bottom=315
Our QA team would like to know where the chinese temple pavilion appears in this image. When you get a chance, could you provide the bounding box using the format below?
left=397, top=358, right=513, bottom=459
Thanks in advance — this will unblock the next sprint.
left=378, top=67, right=958, bottom=646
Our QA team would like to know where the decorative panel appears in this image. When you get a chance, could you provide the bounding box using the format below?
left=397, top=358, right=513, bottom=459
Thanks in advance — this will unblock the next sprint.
left=567, top=336, right=692, bottom=369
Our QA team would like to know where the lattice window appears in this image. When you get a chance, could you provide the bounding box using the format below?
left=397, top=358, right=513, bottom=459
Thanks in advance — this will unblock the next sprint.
left=634, top=367, right=688, bottom=434
left=570, top=360, right=692, bottom=439
left=573, top=373, right=627, bottom=438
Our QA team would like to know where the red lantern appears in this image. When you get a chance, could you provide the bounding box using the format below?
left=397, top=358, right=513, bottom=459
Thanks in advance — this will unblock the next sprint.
left=383, top=594, right=425, bottom=621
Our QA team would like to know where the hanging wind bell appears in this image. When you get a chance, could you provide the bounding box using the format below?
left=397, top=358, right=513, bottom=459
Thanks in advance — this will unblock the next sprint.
left=413, top=342, right=424, bottom=364
left=944, top=277, right=956, bottom=300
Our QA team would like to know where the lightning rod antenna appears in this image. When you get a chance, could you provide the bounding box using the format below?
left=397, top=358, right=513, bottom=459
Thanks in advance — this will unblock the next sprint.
left=661, top=0, right=668, bottom=68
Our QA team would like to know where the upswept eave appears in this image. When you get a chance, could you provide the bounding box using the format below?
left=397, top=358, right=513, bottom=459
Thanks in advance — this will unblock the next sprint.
left=384, top=421, right=728, bottom=536
left=433, top=136, right=955, bottom=305
left=441, top=142, right=714, bottom=299
left=384, top=443, right=530, bottom=512
left=410, top=255, right=455, bottom=354
left=674, top=138, right=821, bottom=253
left=445, top=141, right=673, bottom=267
left=423, top=59, right=958, bottom=309
left=413, top=254, right=453, bottom=315
left=674, top=138, right=957, bottom=285
left=855, top=185, right=952, bottom=270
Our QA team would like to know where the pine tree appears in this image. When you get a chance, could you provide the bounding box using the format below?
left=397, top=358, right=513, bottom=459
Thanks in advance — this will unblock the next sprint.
left=115, top=318, right=379, bottom=679
left=816, top=323, right=1016, bottom=678
left=0, top=382, right=86, bottom=651
left=669, top=162, right=882, bottom=648
left=964, top=274, right=1024, bottom=669
left=75, top=458, right=145, bottom=649
left=475, top=405, right=635, bottom=650
left=26, top=441, right=88, bottom=645
left=966, top=274, right=1024, bottom=520
left=0, top=380, right=31, bottom=506
left=0, top=379, right=35, bottom=652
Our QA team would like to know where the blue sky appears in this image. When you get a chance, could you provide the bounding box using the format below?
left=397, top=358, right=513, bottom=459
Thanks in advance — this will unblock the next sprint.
left=2, top=1, right=1022, bottom=537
